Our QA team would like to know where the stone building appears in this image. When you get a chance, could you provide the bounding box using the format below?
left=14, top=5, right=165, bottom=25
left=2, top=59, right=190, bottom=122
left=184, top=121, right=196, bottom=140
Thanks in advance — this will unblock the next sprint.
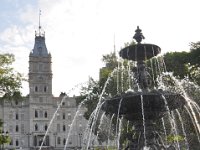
left=0, top=26, right=87, bottom=150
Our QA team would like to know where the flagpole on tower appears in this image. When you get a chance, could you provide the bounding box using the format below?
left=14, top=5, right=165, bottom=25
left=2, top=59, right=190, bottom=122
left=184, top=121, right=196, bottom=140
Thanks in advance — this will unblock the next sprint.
left=39, top=9, right=41, bottom=35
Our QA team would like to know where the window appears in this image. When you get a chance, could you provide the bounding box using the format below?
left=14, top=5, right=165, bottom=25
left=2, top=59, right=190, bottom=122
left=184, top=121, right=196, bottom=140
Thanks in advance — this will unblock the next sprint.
left=16, top=113, right=19, bottom=120
left=44, top=111, right=47, bottom=118
left=35, top=86, right=38, bottom=92
left=16, top=125, right=19, bottom=132
left=44, top=86, right=47, bottom=92
left=63, top=113, right=65, bottom=119
left=63, top=138, right=66, bottom=145
left=16, top=139, right=19, bottom=146
left=35, top=124, right=38, bottom=131
left=57, top=137, right=61, bottom=145
left=45, top=124, right=48, bottom=131
left=63, top=125, right=66, bottom=132
left=35, top=110, right=38, bottom=118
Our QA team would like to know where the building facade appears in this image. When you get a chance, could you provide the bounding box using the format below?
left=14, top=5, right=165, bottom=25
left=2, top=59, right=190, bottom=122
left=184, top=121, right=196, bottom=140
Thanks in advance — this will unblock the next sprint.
left=0, top=28, right=87, bottom=150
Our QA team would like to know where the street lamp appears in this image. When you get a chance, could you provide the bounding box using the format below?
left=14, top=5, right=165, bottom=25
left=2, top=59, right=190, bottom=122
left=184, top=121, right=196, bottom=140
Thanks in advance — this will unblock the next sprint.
left=78, top=133, right=82, bottom=149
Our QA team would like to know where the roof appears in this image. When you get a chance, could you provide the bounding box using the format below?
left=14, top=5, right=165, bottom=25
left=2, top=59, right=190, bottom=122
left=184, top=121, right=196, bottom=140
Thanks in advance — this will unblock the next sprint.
left=30, top=33, right=49, bottom=57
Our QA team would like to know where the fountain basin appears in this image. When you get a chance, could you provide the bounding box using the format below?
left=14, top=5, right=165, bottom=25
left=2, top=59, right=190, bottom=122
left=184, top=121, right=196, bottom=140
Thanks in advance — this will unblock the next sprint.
left=119, top=44, right=161, bottom=61
left=102, top=90, right=186, bottom=121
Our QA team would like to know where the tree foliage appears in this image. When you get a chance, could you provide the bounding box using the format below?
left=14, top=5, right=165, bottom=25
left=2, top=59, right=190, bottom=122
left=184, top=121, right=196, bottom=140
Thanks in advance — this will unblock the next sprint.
left=163, top=41, right=200, bottom=85
left=0, top=54, right=24, bottom=101
left=0, top=120, right=10, bottom=146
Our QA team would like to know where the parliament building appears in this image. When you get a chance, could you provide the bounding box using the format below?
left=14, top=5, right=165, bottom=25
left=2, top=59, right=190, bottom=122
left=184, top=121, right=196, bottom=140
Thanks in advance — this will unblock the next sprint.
left=0, top=26, right=87, bottom=150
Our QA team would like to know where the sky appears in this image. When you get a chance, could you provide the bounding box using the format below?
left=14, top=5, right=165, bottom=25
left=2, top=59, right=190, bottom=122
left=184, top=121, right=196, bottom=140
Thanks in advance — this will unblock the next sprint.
left=0, top=0, right=200, bottom=97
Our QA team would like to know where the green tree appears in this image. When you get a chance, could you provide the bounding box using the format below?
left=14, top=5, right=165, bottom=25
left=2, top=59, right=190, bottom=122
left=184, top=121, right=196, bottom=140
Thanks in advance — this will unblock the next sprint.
left=163, top=41, right=200, bottom=84
left=0, top=120, right=10, bottom=149
left=0, top=54, right=24, bottom=101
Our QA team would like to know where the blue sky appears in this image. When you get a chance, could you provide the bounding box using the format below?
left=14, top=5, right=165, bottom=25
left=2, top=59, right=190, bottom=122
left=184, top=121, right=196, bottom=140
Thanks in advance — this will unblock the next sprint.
left=0, top=0, right=200, bottom=96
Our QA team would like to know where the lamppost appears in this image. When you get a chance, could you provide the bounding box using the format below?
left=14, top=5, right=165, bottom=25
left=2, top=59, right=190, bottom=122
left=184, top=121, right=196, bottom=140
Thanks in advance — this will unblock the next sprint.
left=53, top=133, right=57, bottom=148
left=78, top=133, right=82, bottom=149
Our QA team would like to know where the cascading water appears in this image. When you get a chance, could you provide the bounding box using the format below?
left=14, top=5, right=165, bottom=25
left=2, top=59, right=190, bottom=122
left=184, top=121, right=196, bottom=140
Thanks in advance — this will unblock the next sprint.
left=100, top=26, right=200, bottom=150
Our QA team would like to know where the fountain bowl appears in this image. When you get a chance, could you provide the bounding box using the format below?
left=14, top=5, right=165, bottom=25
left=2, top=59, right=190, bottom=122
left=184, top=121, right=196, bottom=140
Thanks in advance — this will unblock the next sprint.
left=102, top=90, right=186, bottom=121
left=119, top=44, right=161, bottom=61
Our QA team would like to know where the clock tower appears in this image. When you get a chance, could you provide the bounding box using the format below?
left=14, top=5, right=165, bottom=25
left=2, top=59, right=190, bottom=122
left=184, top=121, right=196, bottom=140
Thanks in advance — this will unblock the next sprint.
left=29, top=30, right=52, bottom=101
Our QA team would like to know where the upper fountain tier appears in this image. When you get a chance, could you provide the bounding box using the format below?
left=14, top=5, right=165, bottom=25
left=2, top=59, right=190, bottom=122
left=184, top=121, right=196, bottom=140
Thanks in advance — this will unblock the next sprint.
left=119, top=26, right=161, bottom=61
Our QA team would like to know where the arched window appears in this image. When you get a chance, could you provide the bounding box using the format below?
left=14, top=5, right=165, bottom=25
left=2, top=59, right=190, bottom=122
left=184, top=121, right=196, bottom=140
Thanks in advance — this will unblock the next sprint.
left=57, top=137, right=61, bottom=145
left=35, top=86, right=38, bottom=92
left=35, top=124, right=38, bottom=131
left=16, top=125, right=19, bottom=132
left=44, top=111, right=47, bottom=118
left=35, top=110, right=38, bottom=118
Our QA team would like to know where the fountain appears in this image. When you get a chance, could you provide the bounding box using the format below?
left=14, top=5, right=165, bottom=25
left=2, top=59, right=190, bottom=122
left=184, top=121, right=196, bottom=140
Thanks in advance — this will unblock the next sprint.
left=38, top=26, right=199, bottom=150
left=102, top=26, right=187, bottom=150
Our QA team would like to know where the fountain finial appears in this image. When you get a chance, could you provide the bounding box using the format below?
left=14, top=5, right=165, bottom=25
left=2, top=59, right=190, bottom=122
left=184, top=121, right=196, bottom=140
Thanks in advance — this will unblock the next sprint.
left=133, top=26, right=145, bottom=44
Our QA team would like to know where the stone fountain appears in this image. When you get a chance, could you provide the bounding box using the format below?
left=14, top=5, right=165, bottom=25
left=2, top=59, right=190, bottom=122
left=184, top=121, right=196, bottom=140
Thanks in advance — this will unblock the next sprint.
left=102, top=26, right=186, bottom=150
